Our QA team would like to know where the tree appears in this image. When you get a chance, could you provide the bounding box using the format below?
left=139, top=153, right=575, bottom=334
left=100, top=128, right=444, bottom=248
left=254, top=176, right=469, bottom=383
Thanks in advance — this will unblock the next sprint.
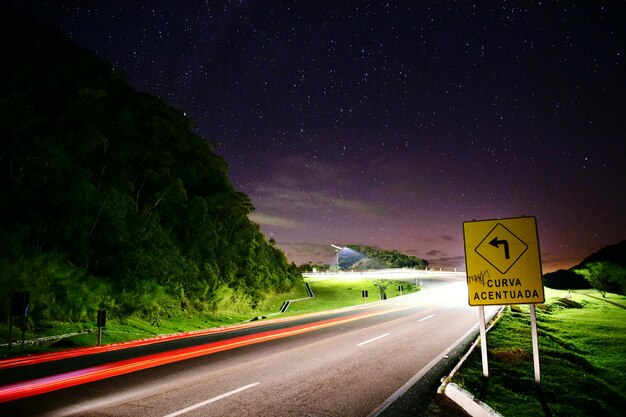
left=344, top=246, right=428, bottom=270
left=574, top=262, right=626, bottom=297
left=374, top=280, right=388, bottom=300
left=0, top=5, right=302, bottom=324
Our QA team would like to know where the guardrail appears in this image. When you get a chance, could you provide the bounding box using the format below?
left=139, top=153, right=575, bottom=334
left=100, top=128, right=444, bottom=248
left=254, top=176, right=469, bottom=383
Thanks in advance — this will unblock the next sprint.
left=277, top=282, right=314, bottom=314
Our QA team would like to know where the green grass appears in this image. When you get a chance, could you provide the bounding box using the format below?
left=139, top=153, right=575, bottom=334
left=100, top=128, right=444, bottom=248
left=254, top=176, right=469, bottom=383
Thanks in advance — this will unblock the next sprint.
left=451, top=289, right=626, bottom=416
left=0, top=312, right=258, bottom=357
left=573, top=290, right=626, bottom=308
left=288, top=277, right=418, bottom=315
left=0, top=277, right=417, bottom=357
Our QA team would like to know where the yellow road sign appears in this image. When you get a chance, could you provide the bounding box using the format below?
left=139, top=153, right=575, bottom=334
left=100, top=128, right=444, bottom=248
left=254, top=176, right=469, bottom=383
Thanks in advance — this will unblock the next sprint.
left=463, top=216, right=544, bottom=306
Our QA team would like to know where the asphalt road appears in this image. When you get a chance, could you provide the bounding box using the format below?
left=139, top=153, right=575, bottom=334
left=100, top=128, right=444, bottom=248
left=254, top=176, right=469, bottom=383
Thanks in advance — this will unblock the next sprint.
left=1, top=273, right=497, bottom=417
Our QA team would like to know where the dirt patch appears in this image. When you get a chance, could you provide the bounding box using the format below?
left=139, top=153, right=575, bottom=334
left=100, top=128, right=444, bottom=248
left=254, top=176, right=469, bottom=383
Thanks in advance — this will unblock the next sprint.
left=555, top=298, right=582, bottom=308
left=490, top=347, right=532, bottom=363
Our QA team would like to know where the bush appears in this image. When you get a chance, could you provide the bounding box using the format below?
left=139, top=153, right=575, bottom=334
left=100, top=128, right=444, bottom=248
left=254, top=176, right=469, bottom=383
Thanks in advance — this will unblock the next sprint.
left=0, top=254, right=114, bottom=325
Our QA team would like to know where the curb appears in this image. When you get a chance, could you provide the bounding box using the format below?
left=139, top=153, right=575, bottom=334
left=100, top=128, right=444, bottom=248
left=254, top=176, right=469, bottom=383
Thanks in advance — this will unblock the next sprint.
left=436, top=306, right=506, bottom=417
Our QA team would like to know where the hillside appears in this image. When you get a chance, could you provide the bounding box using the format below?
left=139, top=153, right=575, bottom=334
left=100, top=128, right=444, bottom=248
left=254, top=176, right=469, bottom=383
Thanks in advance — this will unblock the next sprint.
left=0, top=5, right=300, bottom=326
left=544, top=240, right=626, bottom=291
left=342, top=246, right=428, bottom=270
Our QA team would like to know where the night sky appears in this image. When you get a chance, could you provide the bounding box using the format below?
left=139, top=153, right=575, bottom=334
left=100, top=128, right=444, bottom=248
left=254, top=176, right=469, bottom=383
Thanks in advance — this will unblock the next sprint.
left=13, top=1, right=626, bottom=272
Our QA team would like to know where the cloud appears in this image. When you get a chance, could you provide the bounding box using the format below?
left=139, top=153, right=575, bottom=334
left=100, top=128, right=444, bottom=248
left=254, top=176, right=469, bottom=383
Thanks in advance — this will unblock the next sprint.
left=440, top=235, right=453, bottom=241
left=539, top=253, right=586, bottom=273
left=327, top=194, right=393, bottom=217
left=251, top=186, right=393, bottom=218
left=248, top=212, right=298, bottom=229
left=274, top=242, right=337, bottom=265
left=425, top=255, right=466, bottom=271
left=426, top=249, right=443, bottom=256
left=252, top=185, right=317, bottom=211
left=246, top=155, right=396, bottom=220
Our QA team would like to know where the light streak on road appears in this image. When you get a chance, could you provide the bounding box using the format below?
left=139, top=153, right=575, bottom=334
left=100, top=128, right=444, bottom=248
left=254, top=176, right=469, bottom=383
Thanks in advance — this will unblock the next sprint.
left=0, top=314, right=326, bottom=370
left=0, top=303, right=418, bottom=403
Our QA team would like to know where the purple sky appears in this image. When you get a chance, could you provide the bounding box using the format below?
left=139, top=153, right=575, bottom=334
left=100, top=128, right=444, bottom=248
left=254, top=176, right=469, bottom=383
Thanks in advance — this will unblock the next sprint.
left=15, top=1, right=626, bottom=272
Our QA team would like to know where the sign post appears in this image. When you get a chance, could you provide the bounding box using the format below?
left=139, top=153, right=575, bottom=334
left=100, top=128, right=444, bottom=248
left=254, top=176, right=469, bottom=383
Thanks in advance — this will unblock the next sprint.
left=478, top=305, right=489, bottom=378
left=529, top=304, right=541, bottom=384
left=463, top=216, right=544, bottom=384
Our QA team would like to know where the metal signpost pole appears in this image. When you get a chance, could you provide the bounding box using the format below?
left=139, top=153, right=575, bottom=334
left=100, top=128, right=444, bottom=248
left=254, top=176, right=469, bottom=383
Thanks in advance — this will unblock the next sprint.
left=479, top=305, right=489, bottom=378
left=529, top=304, right=541, bottom=385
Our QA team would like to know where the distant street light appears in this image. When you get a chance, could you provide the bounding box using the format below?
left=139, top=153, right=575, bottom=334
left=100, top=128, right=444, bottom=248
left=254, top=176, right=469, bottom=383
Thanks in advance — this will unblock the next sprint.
left=331, top=244, right=342, bottom=273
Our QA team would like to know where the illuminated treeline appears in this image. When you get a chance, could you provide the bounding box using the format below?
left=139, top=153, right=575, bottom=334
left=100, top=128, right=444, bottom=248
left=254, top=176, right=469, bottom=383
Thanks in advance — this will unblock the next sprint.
left=0, top=6, right=300, bottom=324
left=348, top=246, right=429, bottom=269
left=544, top=240, right=626, bottom=296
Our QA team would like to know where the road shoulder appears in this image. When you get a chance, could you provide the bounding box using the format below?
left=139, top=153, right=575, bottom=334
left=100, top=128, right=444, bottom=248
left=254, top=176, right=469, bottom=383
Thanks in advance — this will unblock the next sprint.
left=372, top=307, right=502, bottom=417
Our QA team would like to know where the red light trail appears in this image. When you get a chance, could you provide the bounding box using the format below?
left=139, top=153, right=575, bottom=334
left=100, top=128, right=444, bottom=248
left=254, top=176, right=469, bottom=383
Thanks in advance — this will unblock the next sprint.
left=0, top=304, right=419, bottom=403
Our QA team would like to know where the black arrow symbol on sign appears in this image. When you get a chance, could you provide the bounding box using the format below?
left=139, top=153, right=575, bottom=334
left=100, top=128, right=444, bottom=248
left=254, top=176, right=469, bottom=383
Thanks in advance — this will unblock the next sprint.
left=489, top=237, right=510, bottom=259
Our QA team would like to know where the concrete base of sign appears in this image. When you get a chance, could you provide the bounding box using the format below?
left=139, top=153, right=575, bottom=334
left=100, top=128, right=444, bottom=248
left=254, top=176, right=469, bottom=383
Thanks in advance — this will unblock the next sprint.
left=439, top=383, right=502, bottom=417
left=437, top=306, right=505, bottom=417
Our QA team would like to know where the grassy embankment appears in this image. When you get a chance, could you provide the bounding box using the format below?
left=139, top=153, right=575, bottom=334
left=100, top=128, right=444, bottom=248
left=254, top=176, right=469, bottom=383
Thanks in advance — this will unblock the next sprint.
left=450, top=289, right=626, bottom=417
left=0, top=277, right=417, bottom=356
left=287, top=275, right=416, bottom=315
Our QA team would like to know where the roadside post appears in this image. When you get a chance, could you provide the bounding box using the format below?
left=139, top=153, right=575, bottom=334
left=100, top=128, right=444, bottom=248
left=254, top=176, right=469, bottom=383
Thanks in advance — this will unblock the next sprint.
left=398, top=285, right=404, bottom=296
left=97, top=309, right=106, bottom=346
left=362, top=290, right=368, bottom=303
left=463, top=216, right=545, bottom=384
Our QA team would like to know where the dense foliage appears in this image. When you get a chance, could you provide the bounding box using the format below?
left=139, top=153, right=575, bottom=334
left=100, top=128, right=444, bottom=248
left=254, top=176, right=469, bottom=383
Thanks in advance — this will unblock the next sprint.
left=297, top=246, right=428, bottom=272
left=574, top=262, right=626, bottom=297
left=542, top=268, right=591, bottom=290
left=0, top=6, right=300, bottom=325
left=344, top=245, right=428, bottom=270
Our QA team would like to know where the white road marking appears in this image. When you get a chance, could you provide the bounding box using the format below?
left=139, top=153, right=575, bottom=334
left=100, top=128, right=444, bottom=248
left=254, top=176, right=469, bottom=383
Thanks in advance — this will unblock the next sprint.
left=419, top=314, right=435, bottom=322
left=357, top=333, right=390, bottom=346
left=163, top=382, right=259, bottom=417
